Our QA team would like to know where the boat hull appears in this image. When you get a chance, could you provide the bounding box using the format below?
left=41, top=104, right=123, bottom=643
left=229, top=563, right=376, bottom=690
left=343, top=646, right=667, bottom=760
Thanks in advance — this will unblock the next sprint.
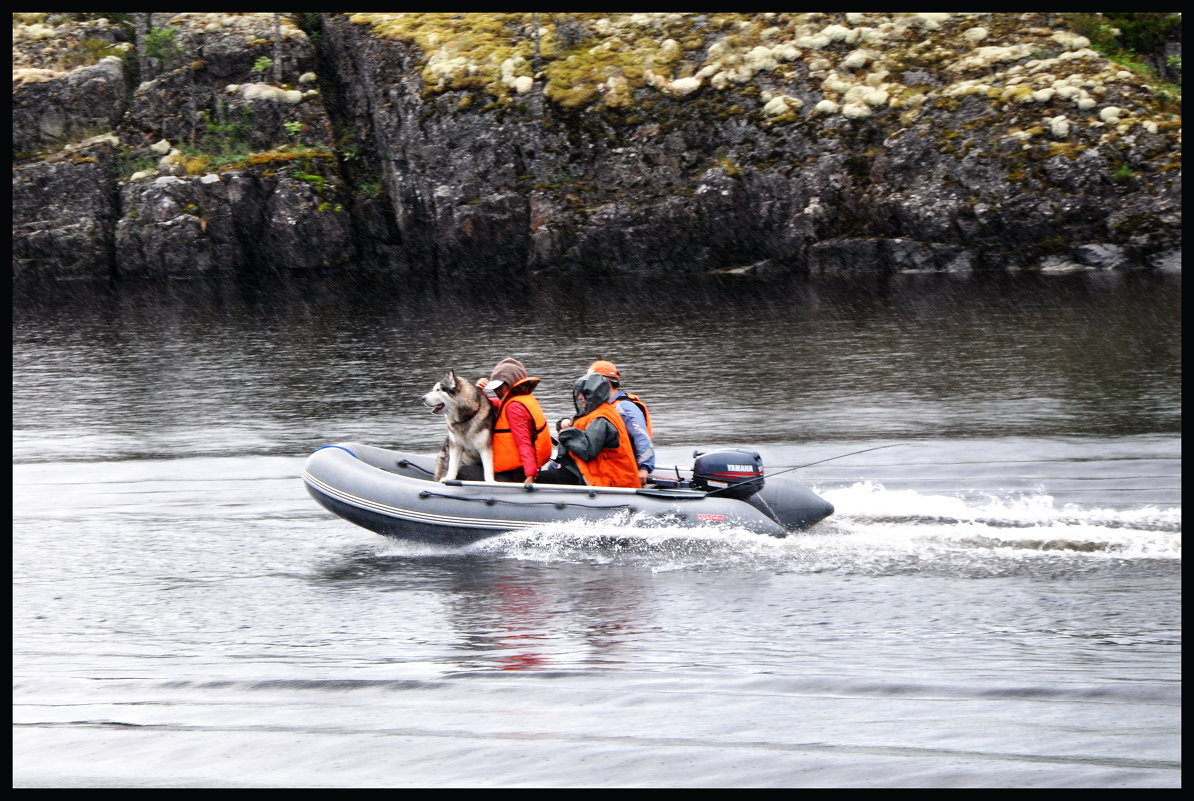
left=302, top=442, right=833, bottom=545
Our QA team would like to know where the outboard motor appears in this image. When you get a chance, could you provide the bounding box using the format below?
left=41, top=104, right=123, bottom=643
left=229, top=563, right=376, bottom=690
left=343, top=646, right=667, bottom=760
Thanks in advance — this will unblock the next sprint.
left=691, top=449, right=765, bottom=500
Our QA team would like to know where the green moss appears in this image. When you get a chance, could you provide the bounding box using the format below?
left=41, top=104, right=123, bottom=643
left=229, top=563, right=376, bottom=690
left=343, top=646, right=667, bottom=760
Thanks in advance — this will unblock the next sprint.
left=718, top=154, right=742, bottom=176
left=116, top=153, right=157, bottom=179
left=763, top=109, right=799, bottom=126
left=1035, top=235, right=1071, bottom=255
left=1063, top=12, right=1182, bottom=109
left=1066, top=12, right=1181, bottom=58
left=353, top=13, right=542, bottom=103
left=56, top=36, right=126, bottom=70
left=930, top=96, right=962, bottom=112
left=1107, top=213, right=1148, bottom=235
left=344, top=10, right=1183, bottom=142
left=1047, top=142, right=1086, bottom=159
left=350, top=12, right=784, bottom=114
left=177, top=145, right=335, bottom=177
left=356, top=180, right=382, bottom=199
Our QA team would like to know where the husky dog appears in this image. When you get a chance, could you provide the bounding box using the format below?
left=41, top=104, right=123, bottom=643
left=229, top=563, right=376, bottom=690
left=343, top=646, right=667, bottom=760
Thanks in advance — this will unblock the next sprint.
left=421, top=370, right=498, bottom=482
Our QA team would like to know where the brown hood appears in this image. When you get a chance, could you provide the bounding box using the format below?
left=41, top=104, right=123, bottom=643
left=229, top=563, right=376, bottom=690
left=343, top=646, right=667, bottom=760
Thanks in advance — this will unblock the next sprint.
left=489, top=357, right=529, bottom=387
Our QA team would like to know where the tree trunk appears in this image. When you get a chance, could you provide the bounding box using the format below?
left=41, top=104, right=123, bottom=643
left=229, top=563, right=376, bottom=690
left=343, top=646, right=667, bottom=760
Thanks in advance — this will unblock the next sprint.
left=135, top=13, right=152, bottom=82
left=273, top=13, right=283, bottom=83
left=531, top=13, right=542, bottom=73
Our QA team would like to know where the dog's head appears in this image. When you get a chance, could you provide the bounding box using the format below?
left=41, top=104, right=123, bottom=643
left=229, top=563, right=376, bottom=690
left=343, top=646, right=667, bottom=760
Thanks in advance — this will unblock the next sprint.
left=421, top=370, right=467, bottom=415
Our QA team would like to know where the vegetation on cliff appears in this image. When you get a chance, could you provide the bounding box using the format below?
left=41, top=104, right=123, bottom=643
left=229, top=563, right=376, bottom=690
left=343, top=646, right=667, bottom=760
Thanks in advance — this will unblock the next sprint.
left=10, top=12, right=1183, bottom=280
left=347, top=13, right=1180, bottom=145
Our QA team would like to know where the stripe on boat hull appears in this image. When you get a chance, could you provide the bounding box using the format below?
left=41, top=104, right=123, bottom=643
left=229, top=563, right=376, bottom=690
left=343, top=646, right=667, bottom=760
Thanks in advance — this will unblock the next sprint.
left=303, top=471, right=552, bottom=531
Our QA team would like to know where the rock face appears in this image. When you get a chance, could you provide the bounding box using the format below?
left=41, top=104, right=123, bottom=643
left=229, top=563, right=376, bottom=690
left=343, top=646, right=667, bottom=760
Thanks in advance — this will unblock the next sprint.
left=13, top=139, right=119, bottom=279
left=11, top=12, right=1183, bottom=283
left=12, top=56, right=127, bottom=155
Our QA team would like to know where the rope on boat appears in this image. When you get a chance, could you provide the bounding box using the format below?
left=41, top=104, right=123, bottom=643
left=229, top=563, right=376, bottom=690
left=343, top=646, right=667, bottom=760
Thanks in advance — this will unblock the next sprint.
left=396, top=459, right=435, bottom=476
left=416, top=489, right=635, bottom=512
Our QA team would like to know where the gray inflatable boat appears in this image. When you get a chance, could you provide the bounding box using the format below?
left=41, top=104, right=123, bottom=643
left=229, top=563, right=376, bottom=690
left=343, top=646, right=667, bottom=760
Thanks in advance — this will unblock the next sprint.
left=303, top=442, right=834, bottom=545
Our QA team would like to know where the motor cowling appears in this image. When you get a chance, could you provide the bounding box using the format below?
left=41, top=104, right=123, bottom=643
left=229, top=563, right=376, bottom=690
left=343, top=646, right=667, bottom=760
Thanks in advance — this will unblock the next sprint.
left=691, top=449, right=764, bottom=500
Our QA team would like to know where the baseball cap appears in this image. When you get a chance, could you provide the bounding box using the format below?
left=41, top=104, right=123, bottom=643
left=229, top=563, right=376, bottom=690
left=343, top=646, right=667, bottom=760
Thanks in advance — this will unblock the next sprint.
left=587, top=360, right=620, bottom=380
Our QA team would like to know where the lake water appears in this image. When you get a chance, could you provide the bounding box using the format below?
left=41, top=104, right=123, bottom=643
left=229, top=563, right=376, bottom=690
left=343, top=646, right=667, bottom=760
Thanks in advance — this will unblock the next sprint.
left=12, top=268, right=1181, bottom=788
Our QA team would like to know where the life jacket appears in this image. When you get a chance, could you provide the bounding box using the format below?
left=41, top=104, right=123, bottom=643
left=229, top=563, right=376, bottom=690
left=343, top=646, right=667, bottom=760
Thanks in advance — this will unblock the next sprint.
left=492, top=378, right=552, bottom=474
left=571, top=402, right=641, bottom=488
left=617, top=391, right=653, bottom=438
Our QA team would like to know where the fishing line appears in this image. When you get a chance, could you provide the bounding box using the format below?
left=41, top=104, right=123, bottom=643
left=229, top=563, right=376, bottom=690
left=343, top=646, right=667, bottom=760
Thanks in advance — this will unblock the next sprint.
left=703, top=443, right=905, bottom=497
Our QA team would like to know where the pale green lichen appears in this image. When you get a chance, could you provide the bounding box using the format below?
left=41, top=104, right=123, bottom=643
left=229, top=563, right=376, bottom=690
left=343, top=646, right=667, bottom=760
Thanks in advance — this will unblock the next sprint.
left=15, top=10, right=1176, bottom=167
left=342, top=9, right=1178, bottom=153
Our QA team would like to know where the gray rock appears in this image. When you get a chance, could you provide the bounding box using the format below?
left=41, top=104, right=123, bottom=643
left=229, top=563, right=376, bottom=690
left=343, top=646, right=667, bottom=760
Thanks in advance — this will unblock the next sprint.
left=10, top=12, right=1184, bottom=282
left=1152, top=249, right=1181, bottom=272
left=13, top=57, right=128, bottom=155
left=1073, top=243, right=1131, bottom=270
left=13, top=143, right=118, bottom=280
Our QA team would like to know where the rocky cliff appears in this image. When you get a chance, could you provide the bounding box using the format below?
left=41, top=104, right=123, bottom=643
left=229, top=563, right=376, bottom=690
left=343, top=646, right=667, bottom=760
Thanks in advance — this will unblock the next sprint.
left=11, top=12, right=1182, bottom=283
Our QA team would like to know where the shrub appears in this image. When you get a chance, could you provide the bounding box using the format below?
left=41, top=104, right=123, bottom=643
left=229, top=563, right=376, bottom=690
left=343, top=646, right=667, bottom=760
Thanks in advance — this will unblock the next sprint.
left=144, top=25, right=185, bottom=71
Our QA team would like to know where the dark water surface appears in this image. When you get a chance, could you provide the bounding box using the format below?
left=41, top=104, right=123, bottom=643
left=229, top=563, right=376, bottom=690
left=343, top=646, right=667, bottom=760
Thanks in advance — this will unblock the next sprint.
left=13, top=269, right=1180, bottom=787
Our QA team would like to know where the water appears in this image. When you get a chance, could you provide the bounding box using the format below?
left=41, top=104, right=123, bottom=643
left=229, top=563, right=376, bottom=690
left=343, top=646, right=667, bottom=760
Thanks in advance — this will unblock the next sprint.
left=12, top=269, right=1181, bottom=787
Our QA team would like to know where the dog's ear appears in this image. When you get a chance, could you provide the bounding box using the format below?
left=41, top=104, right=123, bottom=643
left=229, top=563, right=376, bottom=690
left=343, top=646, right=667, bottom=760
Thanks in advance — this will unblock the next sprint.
left=441, top=370, right=458, bottom=393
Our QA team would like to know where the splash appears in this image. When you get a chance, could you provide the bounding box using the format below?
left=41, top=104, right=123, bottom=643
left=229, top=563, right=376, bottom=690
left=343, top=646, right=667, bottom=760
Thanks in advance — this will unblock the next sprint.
left=821, top=481, right=1181, bottom=556
left=364, top=483, right=1179, bottom=577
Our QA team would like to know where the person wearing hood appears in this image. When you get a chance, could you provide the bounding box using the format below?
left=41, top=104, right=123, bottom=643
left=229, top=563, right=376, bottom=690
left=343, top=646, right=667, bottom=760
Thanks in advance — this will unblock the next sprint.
left=577, top=360, right=655, bottom=487
left=536, top=372, right=641, bottom=488
left=471, top=357, right=552, bottom=484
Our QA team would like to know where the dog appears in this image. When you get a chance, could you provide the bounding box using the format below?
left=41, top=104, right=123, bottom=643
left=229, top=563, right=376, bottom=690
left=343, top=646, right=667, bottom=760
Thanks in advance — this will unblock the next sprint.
left=421, top=370, right=498, bottom=482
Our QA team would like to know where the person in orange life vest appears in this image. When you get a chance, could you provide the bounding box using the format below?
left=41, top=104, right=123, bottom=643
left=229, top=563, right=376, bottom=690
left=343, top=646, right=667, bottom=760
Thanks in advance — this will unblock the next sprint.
left=556, top=360, right=656, bottom=487
left=536, top=372, right=640, bottom=488
left=468, top=358, right=552, bottom=485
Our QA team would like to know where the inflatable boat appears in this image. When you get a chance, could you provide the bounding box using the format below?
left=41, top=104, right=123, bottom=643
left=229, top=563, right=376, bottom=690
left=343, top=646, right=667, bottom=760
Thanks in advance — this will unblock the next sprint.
left=302, top=442, right=834, bottom=545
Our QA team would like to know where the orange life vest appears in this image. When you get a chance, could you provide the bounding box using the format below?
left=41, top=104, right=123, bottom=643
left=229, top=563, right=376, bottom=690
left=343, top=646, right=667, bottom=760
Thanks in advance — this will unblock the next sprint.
left=492, top=383, right=552, bottom=474
left=618, top=391, right=653, bottom=438
left=571, top=402, right=641, bottom=488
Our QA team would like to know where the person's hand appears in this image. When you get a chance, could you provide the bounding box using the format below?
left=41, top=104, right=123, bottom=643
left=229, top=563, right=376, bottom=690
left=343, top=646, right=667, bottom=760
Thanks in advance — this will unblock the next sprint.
left=476, top=377, right=489, bottom=390
left=524, top=476, right=535, bottom=486
left=557, top=417, right=573, bottom=432
left=638, top=468, right=650, bottom=487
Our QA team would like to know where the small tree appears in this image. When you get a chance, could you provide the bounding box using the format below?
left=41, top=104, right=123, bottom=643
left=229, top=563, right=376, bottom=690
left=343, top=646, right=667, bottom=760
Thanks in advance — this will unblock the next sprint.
left=143, top=25, right=185, bottom=75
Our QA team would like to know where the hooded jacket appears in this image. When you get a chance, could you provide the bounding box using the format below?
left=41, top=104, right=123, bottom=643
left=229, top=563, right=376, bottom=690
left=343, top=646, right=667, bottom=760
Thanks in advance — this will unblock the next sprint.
left=483, top=358, right=550, bottom=478
left=491, top=376, right=551, bottom=476
left=585, top=360, right=654, bottom=471
left=556, top=373, right=640, bottom=488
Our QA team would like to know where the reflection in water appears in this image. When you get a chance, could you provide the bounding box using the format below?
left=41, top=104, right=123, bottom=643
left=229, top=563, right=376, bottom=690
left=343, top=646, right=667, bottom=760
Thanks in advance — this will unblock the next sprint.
left=490, top=581, right=548, bottom=671
left=311, top=551, right=646, bottom=671
left=13, top=269, right=1182, bottom=465
left=12, top=269, right=1181, bottom=788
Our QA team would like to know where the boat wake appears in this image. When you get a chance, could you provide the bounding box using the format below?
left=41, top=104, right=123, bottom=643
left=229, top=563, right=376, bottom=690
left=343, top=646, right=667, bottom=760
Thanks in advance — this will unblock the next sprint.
left=824, top=481, right=1179, bottom=527
left=369, top=481, right=1180, bottom=577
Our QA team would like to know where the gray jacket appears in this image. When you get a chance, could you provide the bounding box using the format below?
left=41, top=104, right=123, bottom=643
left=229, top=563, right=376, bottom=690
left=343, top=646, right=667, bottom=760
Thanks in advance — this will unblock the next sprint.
left=556, top=373, right=622, bottom=476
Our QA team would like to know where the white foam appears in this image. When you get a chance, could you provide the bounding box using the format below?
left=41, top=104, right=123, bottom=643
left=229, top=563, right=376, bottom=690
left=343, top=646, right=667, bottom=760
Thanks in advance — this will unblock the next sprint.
left=819, top=481, right=1181, bottom=558
left=364, top=482, right=1179, bottom=575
